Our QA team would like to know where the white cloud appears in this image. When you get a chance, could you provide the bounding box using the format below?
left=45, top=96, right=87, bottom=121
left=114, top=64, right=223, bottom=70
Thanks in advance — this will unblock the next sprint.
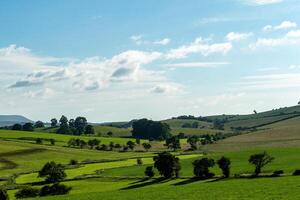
left=263, top=21, right=297, bottom=31
left=225, top=32, right=253, bottom=41
left=162, top=62, right=229, bottom=68
left=154, top=38, right=171, bottom=46
left=5, top=45, right=169, bottom=93
left=245, top=0, right=283, bottom=6
left=166, top=37, right=232, bottom=59
left=130, top=35, right=171, bottom=46
left=150, top=84, right=182, bottom=94
left=251, top=29, right=300, bottom=48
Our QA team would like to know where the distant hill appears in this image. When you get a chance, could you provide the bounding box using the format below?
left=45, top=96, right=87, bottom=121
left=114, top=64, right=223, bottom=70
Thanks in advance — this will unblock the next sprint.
left=0, top=115, right=33, bottom=127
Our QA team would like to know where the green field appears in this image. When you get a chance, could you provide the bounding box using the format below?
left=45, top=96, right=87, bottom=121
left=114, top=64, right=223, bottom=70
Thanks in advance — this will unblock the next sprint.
left=2, top=106, right=300, bottom=200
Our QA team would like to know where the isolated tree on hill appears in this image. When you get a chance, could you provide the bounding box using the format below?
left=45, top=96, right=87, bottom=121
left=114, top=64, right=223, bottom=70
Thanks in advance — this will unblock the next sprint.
left=50, top=118, right=58, bottom=127
left=193, top=158, right=215, bottom=179
left=249, top=152, right=274, bottom=176
left=36, top=138, right=43, bottom=144
left=166, top=136, right=181, bottom=151
left=74, top=117, right=87, bottom=135
left=23, top=123, right=34, bottom=131
left=84, top=125, right=95, bottom=135
left=0, top=189, right=9, bottom=200
left=217, top=156, right=231, bottom=178
left=38, top=161, right=66, bottom=183
left=142, top=143, right=152, bottom=151
left=34, top=121, right=44, bottom=128
left=12, top=123, right=22, bottom=131
left=154, top=152, right=181, bottom=179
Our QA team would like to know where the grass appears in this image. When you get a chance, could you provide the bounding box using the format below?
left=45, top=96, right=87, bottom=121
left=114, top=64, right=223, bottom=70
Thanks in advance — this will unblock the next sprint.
left=19, top=176, right=300, bottom=200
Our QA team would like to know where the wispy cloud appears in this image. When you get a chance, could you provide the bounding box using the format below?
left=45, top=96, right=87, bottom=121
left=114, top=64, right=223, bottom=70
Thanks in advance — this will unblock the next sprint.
left=153, top=38, right=171, bottom=46
left=263, top=21, right=297, bottom=31
left=166, top=37, right=232, bottom=59
left=162, top=62, right=229, bottom=68
left=250, top=29, right=300, bottom=48
left=225, top=32, right=253, bottom=41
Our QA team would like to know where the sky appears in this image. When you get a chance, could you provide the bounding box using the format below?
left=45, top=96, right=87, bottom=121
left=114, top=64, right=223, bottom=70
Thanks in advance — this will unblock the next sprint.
left=1, top=0, right=300, bottom=122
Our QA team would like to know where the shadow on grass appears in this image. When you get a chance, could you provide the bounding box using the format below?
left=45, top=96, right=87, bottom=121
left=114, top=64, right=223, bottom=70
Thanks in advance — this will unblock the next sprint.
left=121, top=177, right=169, bottom=190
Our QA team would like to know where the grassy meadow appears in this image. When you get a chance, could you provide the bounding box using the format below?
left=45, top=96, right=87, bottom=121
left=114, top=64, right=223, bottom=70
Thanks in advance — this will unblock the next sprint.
left=2, top=106, right=300, bottom=199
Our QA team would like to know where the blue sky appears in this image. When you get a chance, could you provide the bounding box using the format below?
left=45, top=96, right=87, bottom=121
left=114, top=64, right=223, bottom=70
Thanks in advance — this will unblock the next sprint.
left=1, top=0, right=300, bottom=122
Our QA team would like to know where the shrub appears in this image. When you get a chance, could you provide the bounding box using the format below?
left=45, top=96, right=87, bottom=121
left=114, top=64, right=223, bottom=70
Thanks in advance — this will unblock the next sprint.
left=49, top=139, right=55, bottom=145
left=15, top=187, right=40, bottom=199
left=293, top=170, right=300, bottom=176
left=145, top=166, right=155, bottom=178
left=39, top=183, right=72, bottom=196
left=0, top=189, right=9, bottom=200
left=272, top=170, right=284, bottom=176
left=193, top=158, right=215, bottom=179
left=38, top=161, right=66, bottom=183
left=69, top=159, right=78, bottom=165
left=36, top=138, right=43, bottom=144
left=137, top=158, right=143, bottom=165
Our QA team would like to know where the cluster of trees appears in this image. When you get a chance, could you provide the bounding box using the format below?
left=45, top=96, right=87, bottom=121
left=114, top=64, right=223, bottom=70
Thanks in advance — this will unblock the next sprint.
left=14, top=161, right=71, bottom=199
left=132, top=119, right=171, bottom=140
left=10, top=121, right=45, bottom=132
left=145, top=152, right=276, bottom=180
left=67, top=138, right=152, bottom=152
left=54, top=116, right=94, bottom=135
left=35, top=138, right=55, bottom=145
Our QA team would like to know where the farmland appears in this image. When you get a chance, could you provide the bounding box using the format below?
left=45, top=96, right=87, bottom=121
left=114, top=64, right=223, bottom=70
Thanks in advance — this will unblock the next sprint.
left=1, top=106, right=300, bottom=199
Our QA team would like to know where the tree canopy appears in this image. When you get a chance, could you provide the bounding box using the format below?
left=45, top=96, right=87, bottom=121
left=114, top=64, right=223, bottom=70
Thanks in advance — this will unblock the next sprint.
left=132, top=119, right=171, bottom=140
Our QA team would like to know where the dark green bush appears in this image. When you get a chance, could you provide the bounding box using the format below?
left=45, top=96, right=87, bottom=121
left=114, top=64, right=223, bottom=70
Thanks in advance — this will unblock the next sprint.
left=0, top=189, right=9, bottom=200
left=293, top=170, right=300, bottom=176
left=39, top=183, right=72, bottom=196
left=15, top=187, right=40, bottom=199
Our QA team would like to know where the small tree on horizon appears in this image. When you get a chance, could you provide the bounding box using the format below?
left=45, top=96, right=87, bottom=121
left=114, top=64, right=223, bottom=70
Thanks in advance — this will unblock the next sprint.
left=50, top=118, right=58, bottom=127
left=248, top=152, right=274, bottom=176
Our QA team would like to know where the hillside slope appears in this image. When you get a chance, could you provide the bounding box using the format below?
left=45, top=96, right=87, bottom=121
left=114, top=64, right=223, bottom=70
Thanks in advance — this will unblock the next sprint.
left=0, top=115, right=33, bottom=127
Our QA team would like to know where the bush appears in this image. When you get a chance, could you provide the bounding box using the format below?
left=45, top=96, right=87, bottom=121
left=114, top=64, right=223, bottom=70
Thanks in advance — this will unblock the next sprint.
left=36, top=138, right=43, bottom=144
left=293, top=170, right=300, bottom=176
left=145, top=166, right=155, bottom=178
left=272, top=170, right=284, bottom=176
left=49, top=139, right=55, bottom=145
left=69, top=159, right=78, bottom=165
left=0, top=189, right=9, bottom=200
left=137, top=158, right=143, bottom=165
left=15, top=187, right=40, bottom=199
left=39, top=183, right=72, bottom=196
left=38, top=161, right=66, bottom=183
